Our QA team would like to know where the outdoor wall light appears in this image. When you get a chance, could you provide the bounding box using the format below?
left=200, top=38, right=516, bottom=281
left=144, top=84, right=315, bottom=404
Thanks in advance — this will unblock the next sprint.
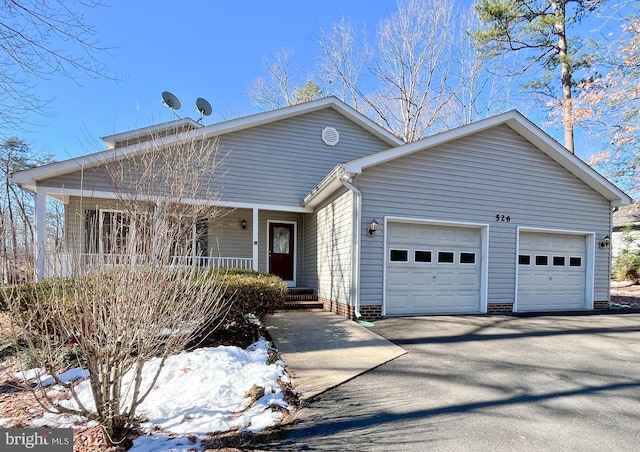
left=241, top=219, right=247, bottom=230
left=368, top=219, right=379, bottom=236
left=600, top=235, right=610, bottom=248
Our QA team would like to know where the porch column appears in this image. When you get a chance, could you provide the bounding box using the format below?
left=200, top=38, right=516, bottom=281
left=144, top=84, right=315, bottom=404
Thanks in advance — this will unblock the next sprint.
left=252, top=207, right=259, bottom=271
left=153, top=201, right=164, bottom=267
left=34, top=189, right=47, bottom=281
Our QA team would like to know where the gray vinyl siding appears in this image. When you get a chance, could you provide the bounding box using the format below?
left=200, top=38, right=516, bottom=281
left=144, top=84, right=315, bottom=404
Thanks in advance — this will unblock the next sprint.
left=208, top=208, right=253, bottom=258
left=37, top=108, right=391, bottom=207
left=356, top=125, right=611, bottom=307
left=314, top=187, right=353, bottom=305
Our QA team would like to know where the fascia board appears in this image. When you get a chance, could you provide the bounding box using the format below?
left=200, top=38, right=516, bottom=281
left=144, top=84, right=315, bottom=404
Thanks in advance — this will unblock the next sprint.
left=100, top=117, right=203, bottom=148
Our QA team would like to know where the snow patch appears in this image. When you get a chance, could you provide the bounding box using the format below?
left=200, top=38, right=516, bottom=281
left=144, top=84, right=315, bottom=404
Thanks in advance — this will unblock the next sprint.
left=26, top=338, right=291, bottom=446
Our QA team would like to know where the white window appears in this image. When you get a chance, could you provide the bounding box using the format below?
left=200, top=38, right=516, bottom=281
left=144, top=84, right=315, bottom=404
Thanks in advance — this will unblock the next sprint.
left=535, top=255, right=549, bottom=266
left=437, top=251, right=455, bottom=264
left=519, top=254, right=531, bottom=265
left=414, top=250, right=432, bottom=263
left=390, top=249, right=409, bottom=262
left=569, top=256, right=582, bottom=267
left=460, top=252, right=476, bottom=265
left=553, top=256, right=566, bottom=267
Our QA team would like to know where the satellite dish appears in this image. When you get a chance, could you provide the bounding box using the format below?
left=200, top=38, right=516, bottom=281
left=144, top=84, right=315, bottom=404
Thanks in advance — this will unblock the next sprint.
left=161, top=91, right=181, bottom=110
left=196, top=97, right=212, bottom=116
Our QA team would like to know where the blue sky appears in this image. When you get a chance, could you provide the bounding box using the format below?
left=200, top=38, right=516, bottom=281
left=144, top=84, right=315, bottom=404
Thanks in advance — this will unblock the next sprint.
left=14, top=0, right=622, bottom=164
left=21, top=1, right=403, bottom=160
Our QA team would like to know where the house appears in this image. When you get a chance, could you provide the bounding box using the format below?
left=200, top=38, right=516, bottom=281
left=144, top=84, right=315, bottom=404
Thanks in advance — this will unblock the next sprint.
left=612, top=202, right=640, bottom=259
left=13, top=97, right=631, bottom=318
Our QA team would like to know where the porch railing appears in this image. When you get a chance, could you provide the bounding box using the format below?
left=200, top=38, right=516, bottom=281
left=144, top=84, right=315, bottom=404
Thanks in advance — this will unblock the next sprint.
left=43, top=252, right=254, bottom=278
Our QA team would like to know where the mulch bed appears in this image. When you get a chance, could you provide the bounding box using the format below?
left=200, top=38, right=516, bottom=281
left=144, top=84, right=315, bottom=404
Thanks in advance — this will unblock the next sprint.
left=610, top=281, right=640, bottom=310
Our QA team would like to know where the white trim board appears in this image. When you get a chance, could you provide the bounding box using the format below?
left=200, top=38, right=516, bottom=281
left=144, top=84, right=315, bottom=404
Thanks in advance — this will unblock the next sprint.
left=36, top=187, right=313, bottom=213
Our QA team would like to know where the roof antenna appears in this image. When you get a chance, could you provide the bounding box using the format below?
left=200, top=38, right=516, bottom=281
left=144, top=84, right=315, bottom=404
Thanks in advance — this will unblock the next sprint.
left=161, top=91, right=181, bottom=119
left=195, top=97, right=212, bottom=124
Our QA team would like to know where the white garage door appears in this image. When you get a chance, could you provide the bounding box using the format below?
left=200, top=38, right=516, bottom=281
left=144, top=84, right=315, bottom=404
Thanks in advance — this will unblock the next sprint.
left=386, top=222, right=482, bottom=315
left=517, top=232, right=587, bottom=311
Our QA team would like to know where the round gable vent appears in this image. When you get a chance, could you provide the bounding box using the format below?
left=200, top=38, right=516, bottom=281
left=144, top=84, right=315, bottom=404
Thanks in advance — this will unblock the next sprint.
left=322, top=127, right=340, bottom=146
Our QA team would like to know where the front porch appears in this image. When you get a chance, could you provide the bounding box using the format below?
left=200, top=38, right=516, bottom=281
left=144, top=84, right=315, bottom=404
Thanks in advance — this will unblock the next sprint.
left=33, top=194, right=312, bottom=287
left=41, top=252, right=255, bottom=279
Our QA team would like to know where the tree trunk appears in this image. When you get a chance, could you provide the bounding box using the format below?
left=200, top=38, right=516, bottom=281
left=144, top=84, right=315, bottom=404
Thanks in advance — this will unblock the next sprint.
left=5, top=161, right=19, bottom=269
left=553, top=0, right=575, bottom=154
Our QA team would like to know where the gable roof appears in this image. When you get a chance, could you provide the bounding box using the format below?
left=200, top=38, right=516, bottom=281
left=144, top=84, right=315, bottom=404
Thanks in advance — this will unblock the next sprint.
left=303, top=110, right=631, bottom=208
left=101, top=117, right=202, bottom=149
left=13, top=97, right=403, bottom=190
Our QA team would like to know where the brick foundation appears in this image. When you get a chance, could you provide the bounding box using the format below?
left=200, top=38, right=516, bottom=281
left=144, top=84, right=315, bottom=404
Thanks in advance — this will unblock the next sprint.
left=320, top=297, right=354, bottom=318
left=487, top=303, right=514, bottom=314
left=319, top=298, right=383, bottom=320
left=359, top=305, right=383, bottom=320
left=320, top=299, right=608, bottom=317
left=594, top=300, right=609, bottom=310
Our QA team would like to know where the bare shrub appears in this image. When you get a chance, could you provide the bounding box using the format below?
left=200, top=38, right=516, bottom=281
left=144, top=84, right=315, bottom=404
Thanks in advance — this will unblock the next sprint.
left=3, top=124, right=234, bottom=446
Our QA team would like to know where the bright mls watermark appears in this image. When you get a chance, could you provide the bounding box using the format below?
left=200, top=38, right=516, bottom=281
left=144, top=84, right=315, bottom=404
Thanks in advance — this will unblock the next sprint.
left=1, top=428, right=72, bottom=451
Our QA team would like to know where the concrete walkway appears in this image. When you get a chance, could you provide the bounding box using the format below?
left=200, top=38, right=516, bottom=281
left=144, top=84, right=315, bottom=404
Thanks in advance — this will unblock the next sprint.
left=266, top=311, right=406, bottom=400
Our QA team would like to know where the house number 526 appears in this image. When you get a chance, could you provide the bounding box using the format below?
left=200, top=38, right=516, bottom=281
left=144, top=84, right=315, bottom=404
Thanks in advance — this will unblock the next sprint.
left=495, top=214, right=511, bottom=222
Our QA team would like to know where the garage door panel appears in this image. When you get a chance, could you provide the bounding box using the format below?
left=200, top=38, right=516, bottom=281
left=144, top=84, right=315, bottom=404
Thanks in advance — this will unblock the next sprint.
left=518, top=231, right=587, bottom=312
left=414, top=227, right=435, bottom=240
left=387, top=268, right=414, bottom=286
left=413, top=294, right=435, bottom=308
left=387, top=294, right=410, bottom=311
left=390, top=225, right=411, bottom=240
left=386, top=222, right=483, bottom=315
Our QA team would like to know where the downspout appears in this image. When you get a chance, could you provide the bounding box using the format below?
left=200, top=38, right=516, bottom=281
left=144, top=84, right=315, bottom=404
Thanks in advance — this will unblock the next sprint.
left=337, top=170, right=362, bottom=318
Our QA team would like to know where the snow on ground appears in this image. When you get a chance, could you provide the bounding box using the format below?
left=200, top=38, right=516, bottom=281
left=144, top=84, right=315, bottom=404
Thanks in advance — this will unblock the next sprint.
left=13, top=368, right=91, bottom=388
left=18, top=338, right=291, bottom=451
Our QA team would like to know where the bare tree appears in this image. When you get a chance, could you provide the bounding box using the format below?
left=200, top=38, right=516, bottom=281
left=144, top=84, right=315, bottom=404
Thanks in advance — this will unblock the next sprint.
left=368, top=0, right=455, bottom=142
left=0, top=137, right=54, bottom=282
left=316, top=0, right=458, bottom=142
left=445, top=8, right=516, bottom=126
left=248, top=48, right=297, bottom=110
left=0, top=0, right=115, bottom=135
left=316, top=17, right=370, bottom=111
left=248, top=48, right=324, bottom=110
left=5, top=127, right=232, bottom=446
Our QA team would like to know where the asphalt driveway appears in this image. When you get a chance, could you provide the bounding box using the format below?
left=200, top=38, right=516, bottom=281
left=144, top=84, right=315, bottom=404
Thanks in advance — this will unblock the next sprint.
left=271, top=313, right=640, bottom=451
